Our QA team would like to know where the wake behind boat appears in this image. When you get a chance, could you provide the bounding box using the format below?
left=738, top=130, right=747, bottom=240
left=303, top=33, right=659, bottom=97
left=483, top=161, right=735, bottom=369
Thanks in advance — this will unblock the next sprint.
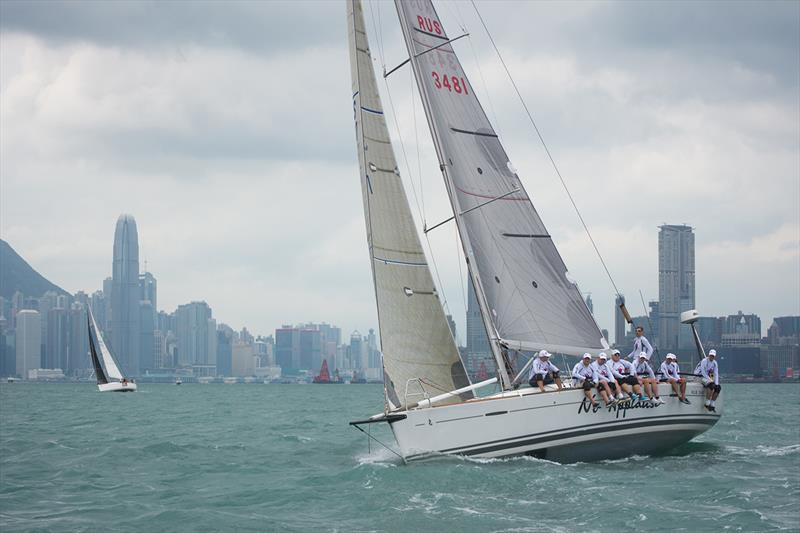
left=87, top=308, right=137, bottom=392
left=346, top=0, right=720, bottom=462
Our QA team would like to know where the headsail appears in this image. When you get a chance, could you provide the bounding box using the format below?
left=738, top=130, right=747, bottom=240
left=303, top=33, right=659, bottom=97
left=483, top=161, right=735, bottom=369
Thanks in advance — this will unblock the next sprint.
left=88, top=307, right=125, bottom=381
left=348, top=0, right=471, bottom=410
left=87, top=309, right=108, bottom=385
left=394, top=1, right=609, bottom=380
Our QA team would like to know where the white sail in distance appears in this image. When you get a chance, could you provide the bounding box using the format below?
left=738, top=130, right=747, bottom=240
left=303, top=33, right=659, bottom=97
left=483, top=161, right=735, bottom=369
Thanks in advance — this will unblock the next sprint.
left=88, top=307, right=125, bottom=381
left=347, top=0, right=472, bottom=409
left=395, top=0, right=609, bottom=361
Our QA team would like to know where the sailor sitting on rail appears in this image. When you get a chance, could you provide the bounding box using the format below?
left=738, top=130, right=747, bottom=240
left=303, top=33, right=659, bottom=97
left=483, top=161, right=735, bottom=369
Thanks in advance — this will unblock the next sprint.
left=635, top=352, right=662, bottom=404
left=589, top=353, right=618, bottom=406
left=660, top=353, right=690, bottom=404
left=528, top=350, right=563, bottom=393
left=609, top=349, right=642, bottom=401
left=694, top=349, right=721, bottom=412
left=572, top=353, right=600, bottom=408
left=627, top=325, right=654, bottom=361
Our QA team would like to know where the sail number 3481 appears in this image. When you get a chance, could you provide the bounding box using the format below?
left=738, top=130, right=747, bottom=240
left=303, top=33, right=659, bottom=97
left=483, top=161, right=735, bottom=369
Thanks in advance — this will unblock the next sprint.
left=431, top=72, right=468, bottom=94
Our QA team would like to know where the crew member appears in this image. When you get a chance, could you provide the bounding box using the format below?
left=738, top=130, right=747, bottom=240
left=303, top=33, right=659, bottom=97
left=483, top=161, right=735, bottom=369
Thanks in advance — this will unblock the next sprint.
left=590, top=353, right=618, bottom=405
left=628, top=325, right=654, bottom=361
left=609, top=349, right=642, bottom=401
left=572, top=353, right=599, bottom=408
left=660, top=353, right=690, bottom=404
left=634, top=352, right=661, bottom=404
left=528, top=350, right=563, bottom=393
left=694, top=349, right=721, bottom=412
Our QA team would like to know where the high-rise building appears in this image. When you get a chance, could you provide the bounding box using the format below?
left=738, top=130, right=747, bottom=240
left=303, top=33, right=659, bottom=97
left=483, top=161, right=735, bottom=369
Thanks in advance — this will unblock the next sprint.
left=465, top=277, right=492, bottom=376
left=658, top=224, right=695, bottom=351
left=45, top=307, right=69, bottom=370
left=68, top=304, right=89, bottom=375
left=139, top=300, right=155, bottom=373
left=614, top=295, right=626, bottom=347
left=111, top=214, right=141, bottom=375
left=722, top=311, right=761, bottom=336
left=349, top=331, right=365, bottom=370
left=102, top=277, right=113, bottom=331
left=275, top=325, right=301, bottom=373
left=216, top=326, right=233, bottom=376
left=175, top=301, right=215, bottom=375
left=768, top=316, right=800, bottom=345
left=15, top=310, right=41, bottom=379
left=138, top=271, right=157, bottom=314
left=585, top=294, right=594, bottom=316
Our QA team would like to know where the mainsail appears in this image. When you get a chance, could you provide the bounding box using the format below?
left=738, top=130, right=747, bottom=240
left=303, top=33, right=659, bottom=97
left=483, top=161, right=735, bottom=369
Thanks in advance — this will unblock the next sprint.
left=88, top=307, right=124, bottom=382
left=394, top=1, right=608, bottom=381
left=348, top=0, right=471, bottom=410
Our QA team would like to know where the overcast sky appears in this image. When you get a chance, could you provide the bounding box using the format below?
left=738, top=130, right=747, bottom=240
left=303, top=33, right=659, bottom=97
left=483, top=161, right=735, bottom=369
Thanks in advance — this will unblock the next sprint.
left=1, top=0, right=798, bottom=342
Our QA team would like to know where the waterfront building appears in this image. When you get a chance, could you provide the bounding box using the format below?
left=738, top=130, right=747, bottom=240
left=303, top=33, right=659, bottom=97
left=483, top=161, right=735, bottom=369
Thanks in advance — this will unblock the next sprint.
left=768, top=316, right=800, bottom=345
left=138, top=272, right=157, bottom=314
left=139, top=300, right=155, bottom=373
left=45, top=307, right=69, bottom=371
left=216, top=326, right=234, bottom=376
left=175, top=301, right=216, bottom=375
left=111, top=214, right=141, bottom=375
left=15, top=310, right=41, bottom=379
left=231, top=341, right=256, bottom=377
left=68, top=304, right=89, bottom=375
left=658, top=224, right=695, bottom=351
left=585, top=294, right=594, bottom=315
left=275, top=325, right=301, bottom=373
left=465, top=277, right=492, bottom=376
left=723, top=311, right=761, bottom=337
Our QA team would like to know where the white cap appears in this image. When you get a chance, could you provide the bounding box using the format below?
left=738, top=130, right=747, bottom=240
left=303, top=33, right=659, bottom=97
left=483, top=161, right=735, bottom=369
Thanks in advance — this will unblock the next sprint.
left=638, top=351, right=648, bottom=359
left=597, top=352, right=608, bottom=360
left=611, top=349, right=621, bottom=356
left=582, top=353, right=592, bottom=359
left=538, top=350, right=551, bottom=358
left=666, top=353, right=677, bottom=360
left=708, top=349, right=717, bottom=356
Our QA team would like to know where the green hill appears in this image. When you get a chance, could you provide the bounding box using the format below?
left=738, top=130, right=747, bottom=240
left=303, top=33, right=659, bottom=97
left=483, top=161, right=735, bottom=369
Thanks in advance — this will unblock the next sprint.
left=0, top=239, right=70, bottom=300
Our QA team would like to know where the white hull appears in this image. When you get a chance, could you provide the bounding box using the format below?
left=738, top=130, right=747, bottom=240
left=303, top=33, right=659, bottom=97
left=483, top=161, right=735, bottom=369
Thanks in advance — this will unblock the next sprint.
left=388, top=382, right=720, bottom=463
left=98, top=381, right=137, bottom=393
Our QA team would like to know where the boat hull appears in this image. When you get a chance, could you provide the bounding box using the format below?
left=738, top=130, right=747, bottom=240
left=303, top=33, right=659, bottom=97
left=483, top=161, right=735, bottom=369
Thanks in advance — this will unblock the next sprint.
left=98, top=381, right=137, bottom=393
left=389, top=382, right=720, bottom=463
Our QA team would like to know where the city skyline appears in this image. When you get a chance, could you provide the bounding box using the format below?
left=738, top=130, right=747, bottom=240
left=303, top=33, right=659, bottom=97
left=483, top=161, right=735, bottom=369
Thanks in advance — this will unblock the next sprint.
left=1, top=1, right=798, bottom=341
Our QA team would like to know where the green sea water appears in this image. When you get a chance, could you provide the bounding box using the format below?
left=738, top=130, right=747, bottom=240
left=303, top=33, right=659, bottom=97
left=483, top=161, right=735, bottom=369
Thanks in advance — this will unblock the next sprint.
left=1, top=382, right=798, bottom=532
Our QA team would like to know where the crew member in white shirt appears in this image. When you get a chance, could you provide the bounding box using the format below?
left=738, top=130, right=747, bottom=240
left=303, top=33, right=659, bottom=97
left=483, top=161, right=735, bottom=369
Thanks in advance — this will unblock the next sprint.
left=635, top=352, right=662, bottom=404
left=660, top=353, right=690, bottom=404
left=590, top=353, right=618, bottom=405
left=528, top=350, right=563, bottom=393
left=572, top=353, right=599, bottom=408
left=694, top=349, right=721, bottom=412
left=628, top=325, right=654, bottom=361
left=609, top=349, right=642, bottom=401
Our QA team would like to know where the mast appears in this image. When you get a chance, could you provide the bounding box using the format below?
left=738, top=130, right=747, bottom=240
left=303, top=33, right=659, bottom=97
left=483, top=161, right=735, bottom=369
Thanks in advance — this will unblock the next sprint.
left=394, top=1, right=511, bottom=388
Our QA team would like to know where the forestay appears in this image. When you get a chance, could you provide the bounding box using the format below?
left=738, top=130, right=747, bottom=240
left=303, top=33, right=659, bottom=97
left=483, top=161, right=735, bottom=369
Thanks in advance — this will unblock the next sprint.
left=347, top=0, right=471, bottom=410
left=395, top=0, right=608, bottom=359
left=88, top=307, right=125, bottom=381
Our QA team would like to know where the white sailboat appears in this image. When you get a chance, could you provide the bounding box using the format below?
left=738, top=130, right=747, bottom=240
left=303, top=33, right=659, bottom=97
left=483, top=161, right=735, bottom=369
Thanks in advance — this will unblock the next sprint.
left=347, top=0, right=720, bottom=462
left=87, top=308, right=137, bottom=392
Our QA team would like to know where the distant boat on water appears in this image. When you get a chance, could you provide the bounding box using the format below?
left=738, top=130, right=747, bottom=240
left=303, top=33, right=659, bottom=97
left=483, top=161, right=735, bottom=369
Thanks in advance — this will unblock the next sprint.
left=87, top=308, right=137, bottom=393
left=313, top=359, right=342, bottom=384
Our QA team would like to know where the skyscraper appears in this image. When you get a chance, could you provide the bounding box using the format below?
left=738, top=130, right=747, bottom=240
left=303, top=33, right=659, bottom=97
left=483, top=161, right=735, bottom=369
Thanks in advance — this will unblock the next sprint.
left=175, top=301, right=215, bottom=376
left=15, top=310, right=41, bottom=379
left=465, top=277, right=491, bottom=376
left=658, top=224, right=695, bottom=351
left=111, top=214, right=141, bottom=375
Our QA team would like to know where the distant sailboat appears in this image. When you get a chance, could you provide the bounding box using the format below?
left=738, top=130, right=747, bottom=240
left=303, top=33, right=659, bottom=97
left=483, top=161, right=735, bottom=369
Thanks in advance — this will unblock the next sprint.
left=87, top=308, right=137, bottom=392
left=347, top=0, right=719, bottom=462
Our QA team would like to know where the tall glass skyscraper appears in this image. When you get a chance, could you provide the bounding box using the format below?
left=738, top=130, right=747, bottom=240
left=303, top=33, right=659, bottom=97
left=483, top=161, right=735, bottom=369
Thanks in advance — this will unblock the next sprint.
left=658, top=224, right=695, bottom=351
left=111, top=214, right=141, bottom=375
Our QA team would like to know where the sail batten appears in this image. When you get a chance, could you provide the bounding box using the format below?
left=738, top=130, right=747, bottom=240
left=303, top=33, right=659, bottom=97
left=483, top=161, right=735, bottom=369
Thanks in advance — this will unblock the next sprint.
left=348, top=0, right=471, bottom=410
left=394, top=0, right=609, bottom=381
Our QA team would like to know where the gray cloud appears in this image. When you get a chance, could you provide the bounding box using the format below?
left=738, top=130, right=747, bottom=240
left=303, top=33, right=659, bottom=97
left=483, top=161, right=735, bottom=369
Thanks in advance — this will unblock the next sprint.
left=1, top=0, right=797, bottom=340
